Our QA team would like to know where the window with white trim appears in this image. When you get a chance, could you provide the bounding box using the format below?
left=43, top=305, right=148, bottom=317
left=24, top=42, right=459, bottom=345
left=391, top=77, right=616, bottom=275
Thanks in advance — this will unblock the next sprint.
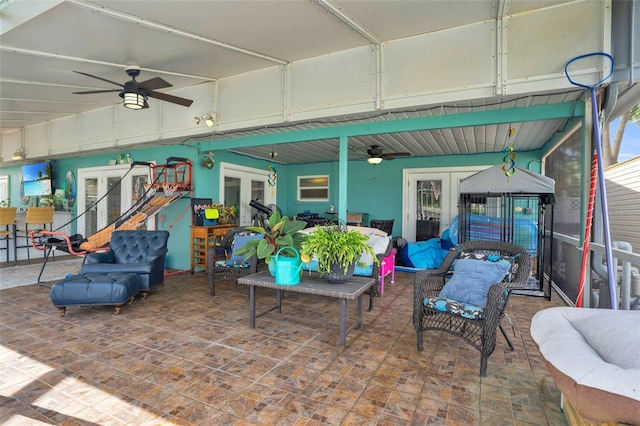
left=297, top=175, right=329, bottom=202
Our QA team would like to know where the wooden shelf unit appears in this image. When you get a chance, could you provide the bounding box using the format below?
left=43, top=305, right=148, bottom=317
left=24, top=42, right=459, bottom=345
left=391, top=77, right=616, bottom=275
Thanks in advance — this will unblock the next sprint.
left=190, top=224, right=236, bottom=273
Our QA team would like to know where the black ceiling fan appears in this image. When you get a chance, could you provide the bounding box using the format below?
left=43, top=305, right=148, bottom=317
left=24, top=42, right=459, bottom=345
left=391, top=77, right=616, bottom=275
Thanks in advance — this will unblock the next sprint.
left=72, top=66, right=193, bottom=109
left=366, top=144, right=411, bottom=163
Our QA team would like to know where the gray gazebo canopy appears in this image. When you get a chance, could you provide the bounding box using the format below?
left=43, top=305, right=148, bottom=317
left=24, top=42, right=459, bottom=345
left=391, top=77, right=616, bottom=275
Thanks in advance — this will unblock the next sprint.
left=459, top=164, right=555, bottom=203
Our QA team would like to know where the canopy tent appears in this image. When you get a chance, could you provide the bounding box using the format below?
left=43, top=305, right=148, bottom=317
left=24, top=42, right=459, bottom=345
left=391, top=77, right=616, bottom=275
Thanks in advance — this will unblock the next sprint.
left=458, top=164, right=555, bottom=299
left=459, top=164, right=555, bottom=203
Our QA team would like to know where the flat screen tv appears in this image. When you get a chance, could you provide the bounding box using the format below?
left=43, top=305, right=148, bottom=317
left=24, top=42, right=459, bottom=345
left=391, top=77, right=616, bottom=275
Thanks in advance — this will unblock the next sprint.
left=22, top=161, right=53, bottom=197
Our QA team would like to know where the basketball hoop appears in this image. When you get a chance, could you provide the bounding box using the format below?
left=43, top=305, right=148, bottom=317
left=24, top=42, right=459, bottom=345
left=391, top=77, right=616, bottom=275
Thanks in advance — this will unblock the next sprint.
left=162, top=183, right=180, bottom=197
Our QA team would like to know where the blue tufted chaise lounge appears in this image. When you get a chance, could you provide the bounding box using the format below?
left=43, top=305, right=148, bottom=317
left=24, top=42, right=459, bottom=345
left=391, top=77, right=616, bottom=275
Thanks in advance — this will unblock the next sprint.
left=80, top=230, right=170, bottom=298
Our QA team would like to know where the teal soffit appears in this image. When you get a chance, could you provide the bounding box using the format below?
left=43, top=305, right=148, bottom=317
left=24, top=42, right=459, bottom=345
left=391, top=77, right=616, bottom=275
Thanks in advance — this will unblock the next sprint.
left=209, top=101, right=586, bottom=150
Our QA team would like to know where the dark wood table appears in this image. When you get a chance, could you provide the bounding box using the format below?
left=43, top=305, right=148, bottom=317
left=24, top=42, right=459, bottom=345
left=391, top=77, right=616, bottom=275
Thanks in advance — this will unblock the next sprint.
left=237, top=271, right=376, bottom=346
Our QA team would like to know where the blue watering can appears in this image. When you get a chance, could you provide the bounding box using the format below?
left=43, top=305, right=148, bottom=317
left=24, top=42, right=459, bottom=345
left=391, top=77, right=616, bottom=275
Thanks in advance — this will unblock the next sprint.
left=274, top=246, right=304, bottom=285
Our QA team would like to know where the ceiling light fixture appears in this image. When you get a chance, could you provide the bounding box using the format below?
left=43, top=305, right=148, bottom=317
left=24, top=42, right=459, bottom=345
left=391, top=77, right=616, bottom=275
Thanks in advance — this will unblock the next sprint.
left=11, top=148, right=25, bottom=161
left=367, top=157, right=382, bottom=165
left=123, top=92, right=145, bottom=109
left=194, top=113, right=216, bottom=127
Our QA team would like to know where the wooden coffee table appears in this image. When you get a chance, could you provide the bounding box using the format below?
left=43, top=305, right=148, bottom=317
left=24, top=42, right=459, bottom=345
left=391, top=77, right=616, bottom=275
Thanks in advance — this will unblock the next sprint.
left=237, top=271, right=376, bottom=346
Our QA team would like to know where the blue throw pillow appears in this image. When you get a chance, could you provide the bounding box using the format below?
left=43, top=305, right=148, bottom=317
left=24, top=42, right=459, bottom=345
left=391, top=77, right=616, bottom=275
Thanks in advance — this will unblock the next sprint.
left=439, top=258, right=510, bottom=307
left=228, top=233, right=263, bottom=263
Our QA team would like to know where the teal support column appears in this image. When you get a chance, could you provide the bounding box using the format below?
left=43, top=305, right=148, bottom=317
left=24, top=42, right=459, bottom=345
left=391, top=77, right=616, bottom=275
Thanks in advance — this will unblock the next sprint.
left=338, top=136, right=348, bottom=223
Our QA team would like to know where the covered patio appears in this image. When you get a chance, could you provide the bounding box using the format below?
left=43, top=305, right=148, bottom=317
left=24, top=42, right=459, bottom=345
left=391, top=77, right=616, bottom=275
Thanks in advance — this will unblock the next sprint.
left=1, top=262, right=567, bottom=425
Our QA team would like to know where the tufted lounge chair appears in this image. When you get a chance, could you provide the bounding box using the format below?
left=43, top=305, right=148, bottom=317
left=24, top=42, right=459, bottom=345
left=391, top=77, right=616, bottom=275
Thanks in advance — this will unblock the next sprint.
left=80, top=230, right=169, bottom=298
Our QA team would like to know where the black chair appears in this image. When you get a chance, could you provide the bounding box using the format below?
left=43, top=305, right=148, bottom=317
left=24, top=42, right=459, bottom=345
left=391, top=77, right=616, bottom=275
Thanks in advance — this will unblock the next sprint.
left=413, top=240, right=531, bottom=376
left=80, top=230, right=169, bottom=298
left=370, top=219, right=394, bottom=235
left=207, top=227, right=262, bottom=296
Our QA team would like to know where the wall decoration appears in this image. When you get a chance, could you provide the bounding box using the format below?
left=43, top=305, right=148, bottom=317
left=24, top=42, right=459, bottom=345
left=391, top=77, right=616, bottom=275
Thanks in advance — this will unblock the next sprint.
left=65, top=171, right=77, bottom=208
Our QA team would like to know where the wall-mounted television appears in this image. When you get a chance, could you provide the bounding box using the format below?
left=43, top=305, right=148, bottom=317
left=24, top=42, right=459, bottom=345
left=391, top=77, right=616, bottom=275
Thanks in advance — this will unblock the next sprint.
left=22, top=161, right=53, bottom=197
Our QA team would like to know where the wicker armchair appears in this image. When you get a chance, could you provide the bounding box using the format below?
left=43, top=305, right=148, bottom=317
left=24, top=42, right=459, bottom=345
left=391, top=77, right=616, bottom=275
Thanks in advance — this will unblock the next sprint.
left=207, top=227, right=262, bottom=296
left=413, top=240, right=531, bottom=376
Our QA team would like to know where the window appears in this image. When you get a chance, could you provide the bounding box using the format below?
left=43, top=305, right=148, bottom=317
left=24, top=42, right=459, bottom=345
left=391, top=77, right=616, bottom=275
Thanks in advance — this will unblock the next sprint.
left=298, top=175, right=329, bottom=201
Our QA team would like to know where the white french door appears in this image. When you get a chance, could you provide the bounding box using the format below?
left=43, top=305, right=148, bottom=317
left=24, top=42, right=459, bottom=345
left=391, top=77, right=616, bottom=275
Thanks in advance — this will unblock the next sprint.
left=77, top=164, right=153, bottom=236
left=403, top=166, right=487, bottom=242
left=220, top=163, right=275, bottom=226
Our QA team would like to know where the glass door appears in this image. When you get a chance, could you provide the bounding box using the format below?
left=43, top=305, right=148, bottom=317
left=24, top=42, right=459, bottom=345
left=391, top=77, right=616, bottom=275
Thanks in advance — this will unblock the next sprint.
left=220, top=163, right=273, bottom=226
left=83, top=177, right=98, bottom=236
left=77, top=164, right=153, bottom=237
left=404, top=167, right=487, bottom=242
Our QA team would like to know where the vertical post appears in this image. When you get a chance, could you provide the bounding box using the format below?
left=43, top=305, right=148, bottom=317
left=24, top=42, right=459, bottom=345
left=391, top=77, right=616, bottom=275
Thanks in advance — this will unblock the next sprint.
left=338, top=136, right=348, bottom=224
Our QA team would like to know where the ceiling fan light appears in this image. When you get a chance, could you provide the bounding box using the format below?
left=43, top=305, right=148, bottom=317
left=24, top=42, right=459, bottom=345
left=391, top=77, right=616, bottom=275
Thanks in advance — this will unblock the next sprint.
left=123, top=92, right=144, bottom=109
left=367, top=157, right=382, bottom=165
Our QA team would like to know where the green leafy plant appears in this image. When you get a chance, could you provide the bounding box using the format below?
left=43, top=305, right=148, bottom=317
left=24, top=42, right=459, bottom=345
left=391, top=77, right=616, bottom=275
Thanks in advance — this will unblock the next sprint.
left=38, top=193, right=63, bottom=207
left=301, top=224, right=378, bottom=274
left=234, top=211, right=307, bottom=263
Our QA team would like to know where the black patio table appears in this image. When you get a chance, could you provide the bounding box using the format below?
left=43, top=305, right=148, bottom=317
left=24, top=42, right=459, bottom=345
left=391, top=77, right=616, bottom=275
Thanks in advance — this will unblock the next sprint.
left=237, top=270, right=376, bottom=346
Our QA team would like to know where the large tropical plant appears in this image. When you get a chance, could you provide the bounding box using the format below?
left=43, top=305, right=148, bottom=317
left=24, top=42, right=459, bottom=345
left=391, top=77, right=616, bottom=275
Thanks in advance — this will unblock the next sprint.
left=233, top=211, right=307, bottom=263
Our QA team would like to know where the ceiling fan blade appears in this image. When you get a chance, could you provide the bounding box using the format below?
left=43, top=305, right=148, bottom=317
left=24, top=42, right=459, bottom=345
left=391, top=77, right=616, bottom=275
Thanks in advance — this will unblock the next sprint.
left=73, top=71, right=124, bottom=88
left=138, top=77, right=172, bottom=91
left=73, top=89, right=121, bottom=95
left=381, top=152, right=411, bottom=160
left=146, top=90, right=193, bottom=107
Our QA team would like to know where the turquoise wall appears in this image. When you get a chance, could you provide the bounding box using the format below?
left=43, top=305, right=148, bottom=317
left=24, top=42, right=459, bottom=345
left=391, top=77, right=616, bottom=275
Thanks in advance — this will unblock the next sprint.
left=284, top=150, right=543, bottom=236
left=1, top=144, right=542, bottom=270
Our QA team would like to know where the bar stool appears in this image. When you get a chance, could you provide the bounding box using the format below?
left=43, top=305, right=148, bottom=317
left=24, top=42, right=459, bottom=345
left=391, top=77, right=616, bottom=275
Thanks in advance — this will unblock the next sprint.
left=0, top=207, right=17, bottom=265
left=15, top=206, right=54, bottom=263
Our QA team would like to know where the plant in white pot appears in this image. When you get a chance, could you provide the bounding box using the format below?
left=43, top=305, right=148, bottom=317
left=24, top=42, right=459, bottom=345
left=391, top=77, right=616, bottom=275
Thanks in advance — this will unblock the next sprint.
left=301, top=223, right=378, bottom=283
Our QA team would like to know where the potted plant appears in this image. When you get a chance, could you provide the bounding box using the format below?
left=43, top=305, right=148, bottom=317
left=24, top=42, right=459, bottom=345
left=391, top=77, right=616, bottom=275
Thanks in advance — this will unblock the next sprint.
left=301, top=223, right=378, bottom=283
left=211, top=204, right=237, bottom=224
left=234, top=211, right=308, bottom=272
left=39, top=193, right=64, bottom=209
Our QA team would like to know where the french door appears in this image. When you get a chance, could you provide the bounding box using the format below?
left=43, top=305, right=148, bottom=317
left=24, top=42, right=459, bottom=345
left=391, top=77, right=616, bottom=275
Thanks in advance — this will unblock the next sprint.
left=403, top=166, right=487, bottom=242
left=77, top=164, right=153, bottom=236
left=220, top=163, right=275, bottom=226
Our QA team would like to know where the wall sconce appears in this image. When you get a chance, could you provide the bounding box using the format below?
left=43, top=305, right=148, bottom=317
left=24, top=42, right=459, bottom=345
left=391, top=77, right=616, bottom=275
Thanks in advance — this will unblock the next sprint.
left=194, top=113, right=216, bottom=127
left=11, top=148, right=25, bottom=160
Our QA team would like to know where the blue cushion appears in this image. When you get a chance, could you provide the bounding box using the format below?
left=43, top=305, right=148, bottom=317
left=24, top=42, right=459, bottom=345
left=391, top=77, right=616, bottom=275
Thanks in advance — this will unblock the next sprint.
left=455, top=251, right=520, bottom=282
left=424, top=296, right=485, bottom=320
left=439, top=258, right=510, bottom=307
left=228, top=233, right=263, bottom=263
left=401, top=238, right=448, bottom=269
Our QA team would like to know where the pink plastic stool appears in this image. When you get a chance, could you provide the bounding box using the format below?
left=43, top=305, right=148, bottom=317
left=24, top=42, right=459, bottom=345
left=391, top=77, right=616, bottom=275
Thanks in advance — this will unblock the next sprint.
left=379, top=249, right=395, bottom=294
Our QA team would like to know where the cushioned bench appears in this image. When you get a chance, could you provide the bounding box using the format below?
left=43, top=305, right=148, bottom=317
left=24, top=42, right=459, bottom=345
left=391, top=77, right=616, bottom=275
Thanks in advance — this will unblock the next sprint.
left=50, top=272, right=140, bottom=316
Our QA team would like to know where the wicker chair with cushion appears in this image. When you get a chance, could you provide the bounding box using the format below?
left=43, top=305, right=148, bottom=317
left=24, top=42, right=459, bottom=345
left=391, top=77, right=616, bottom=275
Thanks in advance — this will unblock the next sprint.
left=413, top=240, right=531, bottom=376
left=207, top=227, right=262, bottom=296
left=370, top=219, right=394, bottom=236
